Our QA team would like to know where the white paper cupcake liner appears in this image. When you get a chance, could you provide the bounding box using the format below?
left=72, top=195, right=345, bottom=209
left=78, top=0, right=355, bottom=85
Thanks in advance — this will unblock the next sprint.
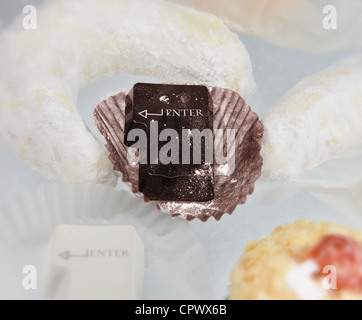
left=0, top=182, right=213, bottom=300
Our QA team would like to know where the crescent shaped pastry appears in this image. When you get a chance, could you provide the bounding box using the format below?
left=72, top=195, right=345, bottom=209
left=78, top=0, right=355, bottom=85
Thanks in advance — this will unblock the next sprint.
left=261, top=56, right=362, bottom=180
left=170, top=0, right=362, bottom=52
left=230, top=220, right=362, bottom=300
left=0, top=0, right=255, bottom=185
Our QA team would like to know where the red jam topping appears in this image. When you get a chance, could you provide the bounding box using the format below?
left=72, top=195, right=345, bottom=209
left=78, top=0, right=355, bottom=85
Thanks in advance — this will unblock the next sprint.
left=308, top=234, right=362, bottom=293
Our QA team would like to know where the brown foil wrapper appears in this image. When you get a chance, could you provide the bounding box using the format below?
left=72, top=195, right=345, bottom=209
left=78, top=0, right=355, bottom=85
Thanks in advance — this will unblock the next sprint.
left=93, top=85, right=263, bottom=221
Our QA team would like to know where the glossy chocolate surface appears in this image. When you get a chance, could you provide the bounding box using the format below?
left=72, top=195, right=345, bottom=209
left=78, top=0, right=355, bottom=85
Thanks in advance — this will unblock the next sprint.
left=124, top=83, right=214, bottom=201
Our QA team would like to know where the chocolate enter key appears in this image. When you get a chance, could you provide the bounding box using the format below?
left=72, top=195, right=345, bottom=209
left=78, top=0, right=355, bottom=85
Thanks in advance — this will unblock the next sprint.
left=124, top=83, right=214, bottom=202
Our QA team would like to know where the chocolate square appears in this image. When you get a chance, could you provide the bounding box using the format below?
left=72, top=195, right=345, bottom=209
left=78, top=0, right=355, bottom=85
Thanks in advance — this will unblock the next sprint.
left=124, top=83, right=214, bottom=202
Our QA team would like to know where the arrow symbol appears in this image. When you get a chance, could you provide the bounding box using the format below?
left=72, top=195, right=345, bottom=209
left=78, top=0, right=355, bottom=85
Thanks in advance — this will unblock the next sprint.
left=59, top=250, right=89, bottom=260
left=138, top=109, right=164, bottom=119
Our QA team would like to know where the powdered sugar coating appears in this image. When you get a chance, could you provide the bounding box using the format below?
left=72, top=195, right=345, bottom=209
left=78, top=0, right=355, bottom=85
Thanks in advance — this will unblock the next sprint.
left=262, top=56, right=362, bottom=180
left=0, top=0, right=255, bottom=185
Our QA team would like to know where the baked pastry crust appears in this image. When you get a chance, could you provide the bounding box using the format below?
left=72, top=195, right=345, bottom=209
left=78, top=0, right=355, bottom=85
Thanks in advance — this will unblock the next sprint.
left=230, top=220, right=362, bottom=300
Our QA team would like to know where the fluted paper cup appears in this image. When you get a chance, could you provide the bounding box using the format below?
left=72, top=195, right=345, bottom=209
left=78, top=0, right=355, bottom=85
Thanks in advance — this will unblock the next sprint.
left=0, top=182, right=213, bottom=300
